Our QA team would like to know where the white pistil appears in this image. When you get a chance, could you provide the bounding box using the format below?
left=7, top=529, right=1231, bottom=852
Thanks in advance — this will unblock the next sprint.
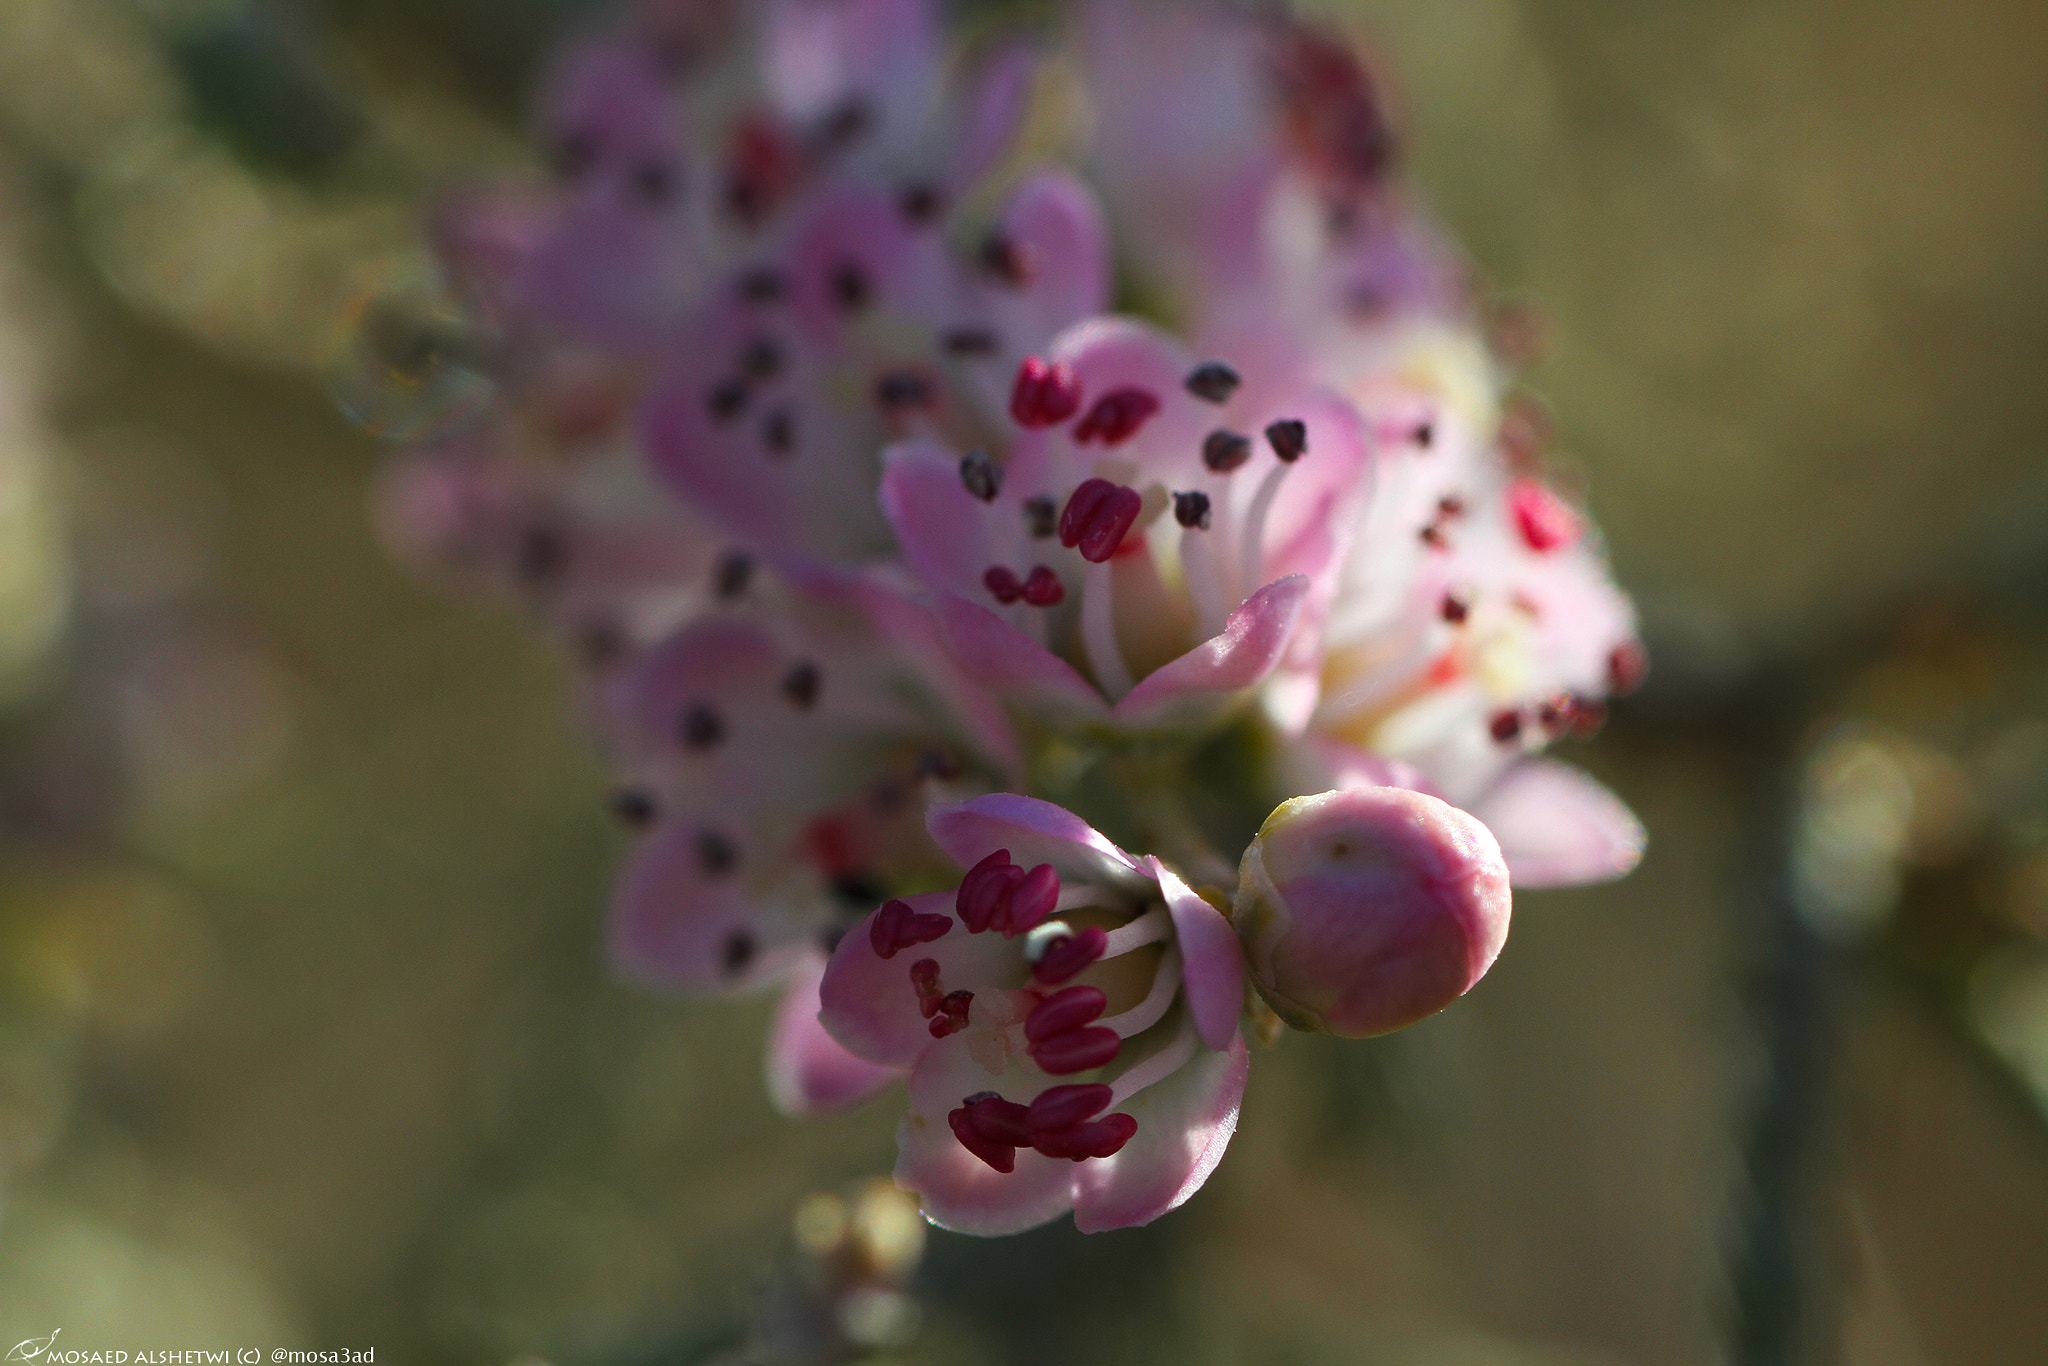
left=1239, top=459, right=1291, bottom=594
left=1100, top=906, right=1170, bottom=957
left=1179, top=522, right=1229, bottom=641
left=1108, top=1011, right=1199, bottom=1106
left=1080, top=558, right=1134, bottom=699
left=1101, top=946, right=1181, bottom=1039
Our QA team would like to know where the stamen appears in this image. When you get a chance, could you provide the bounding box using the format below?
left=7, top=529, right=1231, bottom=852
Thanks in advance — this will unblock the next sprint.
left=897, top=183, right=942, bottom=224
left=696, top=830, right=739, bottom=877
left=1022, top=495, right=1058, bottom=538
left=1172, top=490, right=1212, bottom=529
left=1032, top=1111, right=1136, bottom=1161
left=1058, top=479, right=1143, bottom=563
left=947, top=1105, right=1015, bottom=1172
left=781, top=662, right=821, bottom=709
left=1004, top=863, right=1060, bottom=937
left=1073, top=388, right=1161, bottom=446
left=1202, top=429, right=1253, bottom=473
left=1108, top=1012, right=1199, bottom=1106
left=1264, top=418, right=1308, bottom=463
left=740, top=337, right=783, bottom=380
left=1029, top=926, right=1107, bottom=985
left=983, top=566, right=1024, bottom=605
left=1180, top=518, right=1228, bottom=640
left=714, top=551, right=754, bottom=599
left=928, top=990, right=974, bottom=1038
left=1510, top=480, right=1581, bottom=552
left=1608, top=641, right=1648, bottom=695
left=1489, top=710, right=1523, bottom=743
left=707, top=379, right=749, bottom=423
left=874, top=371, right=934, bottom=412
left=1184, top=361, right=1241, bottom=404
left=680, top=703, right=726, bottom=750
left=1081, top=558, right=1134, bottom=699
left=1029, top=1024, right=1122, bottom=1075
left=910, top=958, right=944, bottom=1017
left=869, top=899, right=953, bottom=958
left=956, top=850, right=1017, bottom=933
left=959, top=451, right=1003, bottom=502
left=981, top=234, right=1033, bottom=286
left=1020, top=566, right=1064, bottom=607
left=721, top=930, right=755, bottom=975
left=830, top=261, right=871, bottom=312
left=1101, top=907, right=1171, bottom=957
left=1440, top=591, right=1470, bottom=624
left=1240, top=459, right=1292, bottom=591
left=941, top=327, right=1000, bottom=356
left=1027, top=986, right=1107, bottom=1042
left=1100, top=946, right=1181, bottom=1038
left=1010, top=357, right=1081, bottom=428
left=762, top=406, right=795, bottom=456
left=609, top=788, right=656, bottom=827
left=1026, top=1083, right=1113, bottom=1134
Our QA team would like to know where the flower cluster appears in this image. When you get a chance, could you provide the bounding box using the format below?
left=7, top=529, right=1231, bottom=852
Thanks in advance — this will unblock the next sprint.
left=376, top=0, right=1644, bottom=1235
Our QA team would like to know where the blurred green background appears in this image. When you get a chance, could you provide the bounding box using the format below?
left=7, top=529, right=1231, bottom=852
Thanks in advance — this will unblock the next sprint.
left=1, top=1, right=2046, bottom=1363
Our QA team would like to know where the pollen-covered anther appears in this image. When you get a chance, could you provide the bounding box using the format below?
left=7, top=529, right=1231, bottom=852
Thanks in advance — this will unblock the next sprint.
left=1010, top=357, right=1082, bottom=428
left=870, top=898, right=953, bottom=959
left=1073, top=387, right=1162, bottom=446
left=1511, top=479, right=1582, bottom=552
left=1184, top=361, right=1241, bottom=404
left=1173, top=490, right=1212, bottom=530
left=929, top=989, right=974, bottom=1038
left=1265, top=419, right=1308, bottom=462
left=959, top=451, right=1003, bottom=502
left=1020, top=566, right=1064, bottom=607
left=1029, top=925, right=1108, bottom=985
left=1202, top=429, right=1253, bottom=473
left=983, top=566, right=1024, bottom=605
left=1058, top=478, right=1143, bottom=563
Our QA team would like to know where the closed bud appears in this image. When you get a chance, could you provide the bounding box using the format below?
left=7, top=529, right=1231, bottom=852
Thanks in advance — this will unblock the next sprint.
left=1233, top=787, right=1511, bottom=1037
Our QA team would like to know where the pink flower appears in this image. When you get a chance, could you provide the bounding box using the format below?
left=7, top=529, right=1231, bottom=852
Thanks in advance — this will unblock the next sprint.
left=818, top=795, right=1249, bottom=1234
left=879, top=317, right=1370, bottom=731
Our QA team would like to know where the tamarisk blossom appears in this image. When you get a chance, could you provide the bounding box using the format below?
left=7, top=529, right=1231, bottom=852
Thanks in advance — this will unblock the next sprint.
left=369, top=0, right=1651, bottom=1235
left=820, top=795, right=1249, bottom=1234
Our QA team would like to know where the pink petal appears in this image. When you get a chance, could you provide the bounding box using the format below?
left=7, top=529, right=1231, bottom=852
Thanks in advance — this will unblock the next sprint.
left=1473, top=759, right=1646, bottom=888
left=1071, top=1034, right=1248, bottom=1233
left=1112, top=575, right=1308, bottom=728
left=994, top=170, right=1112, bottom=337
left=818, top=891, right=1024, bottom=1067
left=1147, top=858, right=1245, bottom=1052
left=926, top=794, right=1146, bottom=891
left=932, top=593, right=1109, bottom=718
left=897, top=1030, right=1081, bottom=1235
left=879, top=441, right=1007, bottom=595
left=609, top=823, right=807, bottom=993
left=949, top=43, right=1039, bottom=190
left=766, top=954, right=905, bottom=1117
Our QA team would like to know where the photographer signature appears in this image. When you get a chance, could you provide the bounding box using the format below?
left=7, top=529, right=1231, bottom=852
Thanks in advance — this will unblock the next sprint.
left=5, top=1331, right=58, bottom=1363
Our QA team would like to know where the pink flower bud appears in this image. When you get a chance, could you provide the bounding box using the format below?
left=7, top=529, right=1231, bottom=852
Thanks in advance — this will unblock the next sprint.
left=1233, top=787, right=1512, bottom=1038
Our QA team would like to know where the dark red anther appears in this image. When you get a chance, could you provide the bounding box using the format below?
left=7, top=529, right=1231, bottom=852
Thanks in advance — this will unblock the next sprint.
left=1033, top=1111, right=1137, bottom=1160
left=1073, top=387, right=1162, bottom=446
left=984, top=566, right=1024, bottom=605
left=1028, top=1025, right=1122, bottom=1075
left=928, top=990, right=974, bottom=1038
left=910, top=958, right=944, bottom=1018
left=956, top=850, right=1019, bottom=933
left=1173, top=490, right=1212, bottom=530
left=964, top=1094, right=1032, bottom=1147
left=1607, top=640, right=1649, bottom=696
left=1019, top=566, right=1064, bottom=607
left=960, top=452, right=1003, bottom=502
left=1030, top=926, right=1108, bottom=985
left=1184, top=361, right=1241, bottom=404
left=1025, top=986, right=1107, bottom=1043
left=1202, top=429, right=1253, bottom=473
left=1010, top=357, right=1081, bottom=428
left=1440, top=591, right=1470, bottom=624
left=1026, top=1083, right=1113, bottom=1135
left=1001, top=863, right=1061, bottom=937
left=947, top=1106, right=1015, bottom=1172
left=1265, top=418, right=1308, bottom=463
left=869, top=898, right=953, bottom=959
left=1570, top=697, right=1609, bottom=738
left=1489, top=710, right=1524, bottom=744
left=1057, top=479, right=1143, bottom=564
left=1510, top=479, right=1581, bottom=553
